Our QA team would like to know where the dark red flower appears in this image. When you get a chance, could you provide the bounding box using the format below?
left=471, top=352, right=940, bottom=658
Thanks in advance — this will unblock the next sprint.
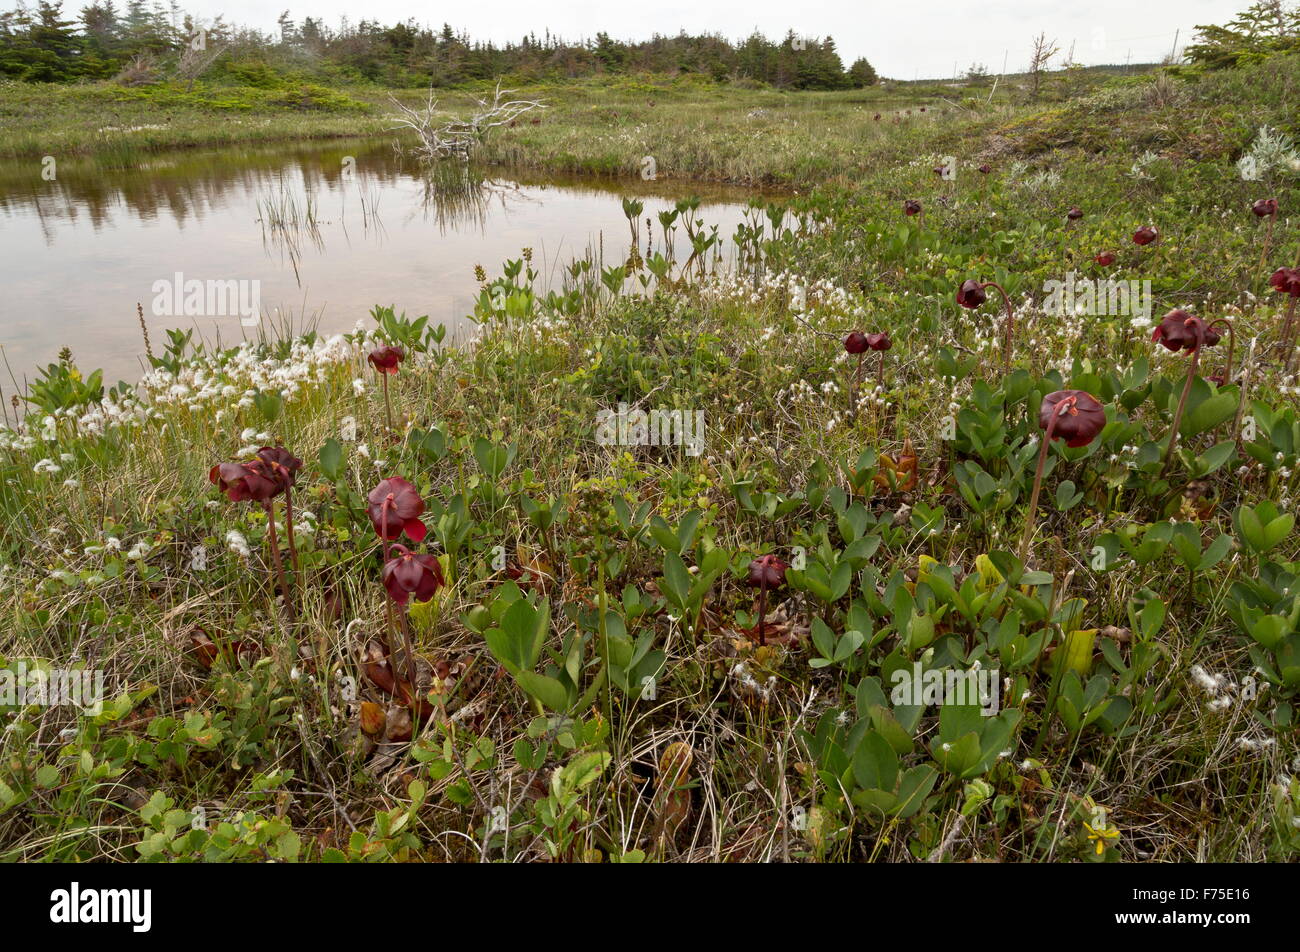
left=1066, top=206, right=1083, bottom=221
left=367, top=345, right=405, bottom=375
left=1253, top=198, right=1279, bottom=218
left=381, top=544, right=444, bottom=604
left=209, top=460, right=281, bottom=502
left=956, top=279, right=987, bottom=309
left=1038, top=390, right=1106, bottom=448
left=873, top=113, right=881, bottom=120
left=978, top=164, right=992, bottom=174
left=747, top=554, right=788, bottom=589
left=904, top=199, right=922, bottom=216
left=255, top=446, right=302, bottom=489
left=1133, top=225, right=1159, bottom=246
left=844, top=331, right=869, bottom=354
left=1151, top=309, right=1219, bottom=353
left=367, top=477, right=427, bottom=542
left=1269, top=267, right=1300, bottom=297
left=1094, top=252, right=1116, bottom=266
left=866, top=332, right=892, bottom=351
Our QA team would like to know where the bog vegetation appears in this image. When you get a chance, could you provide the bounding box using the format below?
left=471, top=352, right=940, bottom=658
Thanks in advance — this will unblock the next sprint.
left=1, top=4, right=1300, bottom=862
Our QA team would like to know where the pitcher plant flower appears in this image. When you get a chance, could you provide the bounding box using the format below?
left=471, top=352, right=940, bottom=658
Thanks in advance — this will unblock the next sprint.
left=747, top=554, right=788, bottom=647
left=1133, top=225, right=1159, bottom=246
left=255, top=446, right=303, bottom=572
left=1254, top=198, right=1279, bottom=271
left=367, top=477, right=428, bottom=544
left=957, top=278, right=1017, bottom=373
left=209, top=449, right=302, bottom=620
left=368, top=344, right=405, bottom=436
left=867, top=332, right=892, bottom=391
left=1152, top=310, right=1223, bottom=476
left=382, top=543, right=445, bottom=679
left=844, top=331, right=869, bottom=416
left=1269, top=267, right=1300, bottom=371
left=1019, top=390, right=1105, bottom=559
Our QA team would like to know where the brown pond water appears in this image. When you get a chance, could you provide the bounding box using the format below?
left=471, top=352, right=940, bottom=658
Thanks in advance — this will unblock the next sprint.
left=0, top=139, right=760, bottom=384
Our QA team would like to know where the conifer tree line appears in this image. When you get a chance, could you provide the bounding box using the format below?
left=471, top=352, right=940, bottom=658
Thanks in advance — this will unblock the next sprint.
left=0, top=1, right=880, bottom=87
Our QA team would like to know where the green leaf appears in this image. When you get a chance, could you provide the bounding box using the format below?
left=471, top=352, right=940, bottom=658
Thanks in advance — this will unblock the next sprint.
left=1180, top=391, right=1235, bottom=438
left=318, top=438, right=344, bottom=481
left=1197, top=533, right=1232, bottom=571
left=892, top=765, right=938, bottom=818
left=473, top=438, right=514, bottom=480
left=1194, top=440, right=1236, bottom=476
left=661, top=551, right=691, bottom=608
left=516, top=671, right=570, bottom=712
left=851, top=731, right=899, bottom=792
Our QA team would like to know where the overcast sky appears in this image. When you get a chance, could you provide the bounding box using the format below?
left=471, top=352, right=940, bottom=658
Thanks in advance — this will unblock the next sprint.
left=180, top=0, right=1251, bottom=79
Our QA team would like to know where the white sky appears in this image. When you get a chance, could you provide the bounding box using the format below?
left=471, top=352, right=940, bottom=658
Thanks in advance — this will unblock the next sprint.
left=182, top=0, right=1252, bottom=79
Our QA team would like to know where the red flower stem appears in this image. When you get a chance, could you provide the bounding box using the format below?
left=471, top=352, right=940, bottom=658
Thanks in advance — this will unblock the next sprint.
left=381, top=371, right=393, bottom=436
left=380, top=503, right=396, bottom=646
left=878, top=350, right=886, bottom=392
left=1260, top=215, right=1274, bottom=273
left=263, top=499, right=295, bottom=621
left=283, top=484, right=300, bottom=574
left=757, top=582, right=767, bottom=647
left=982, top=281, right=1015, bottom=374
left=853, top=352, right=862, bottom=421
left=397, top=606, right=418, bottom=695
left=1018, top=399, right=1070, bottom=562
left=1208, top=319, right=1236, bottom=387
left=1282, top=296, right=1299, bottom=374
left=1160, top=340, right=1203, bottom=478
left=378, top=499, right=418, bottom=685
left=1208, top=318, right=1238, bottom=446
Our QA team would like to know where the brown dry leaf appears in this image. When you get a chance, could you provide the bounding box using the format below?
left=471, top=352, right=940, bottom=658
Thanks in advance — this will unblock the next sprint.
left=359, top=701, right=386, bottom=736
left=190, top=628, right=218, bottom=670
left=874, top=437, right=919, bottom=493
left=361, top=639, right=398, bottom=696
left=189, top=627, right=259, bottom=669
left=360, top=639, right=435, bottom=722
left=385, top=705, right=413, bottom=743
left=1100, top=625, right=1132, bottom=645
left=660, top=788, right=691, bottom=840
left=510, top=543, right=555, bottom=594
left=657, top=741, right=694, bottom=792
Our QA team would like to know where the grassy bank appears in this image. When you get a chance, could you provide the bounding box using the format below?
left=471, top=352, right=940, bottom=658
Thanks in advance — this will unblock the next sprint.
left=2, top=56, right=1300, bottom=862
left=2, top=75, right=1015, bottom=187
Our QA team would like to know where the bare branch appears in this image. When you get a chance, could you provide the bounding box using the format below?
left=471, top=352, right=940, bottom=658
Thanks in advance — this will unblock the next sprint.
left=388, top=80, right=546, bottom=162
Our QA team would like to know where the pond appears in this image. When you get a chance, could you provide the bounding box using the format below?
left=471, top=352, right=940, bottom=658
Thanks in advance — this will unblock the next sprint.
left=0, top=139, right=761, bottom=384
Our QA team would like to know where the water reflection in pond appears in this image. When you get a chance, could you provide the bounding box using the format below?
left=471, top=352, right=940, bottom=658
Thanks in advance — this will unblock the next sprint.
left=0, top=140, right=761, bottom=383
